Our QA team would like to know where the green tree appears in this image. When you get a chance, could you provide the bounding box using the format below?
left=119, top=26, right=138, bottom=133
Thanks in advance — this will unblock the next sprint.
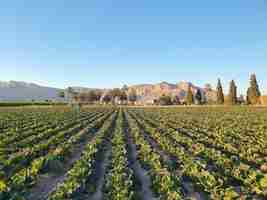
left=66, top=87, right=77, bottom=104
left=128, top=89, right=137, bottom=104
left=246, top=88, right=251, bottom=104
left=159, top=94, right=172, bottom=106
left=58, top=91, right=65, bottom=99
left=110, top=88, right=128, bottom=104
left=102, top=93, right=112, bottom=104
left=216, top=79, right=224, bottom=104
left=120, top=91, right=128, bottom=102
left=94, top=90, right=103, bottom=102
left=195, top=88, right=202, bottom=105
left=186, top=86, right=194, bottom=105
left=247, top=74, right=261, bottom=105
left=122, top=84, right=128, bottom=92
left=67, top=87, right=74, bottom=95
left=110, top=88, right=121, bottom=99
left=228, top=80, right=237, bottom=105
left=171, top=95, right=180, bottom=105
left=88, top=90, right=97, bottom=102
left=121, top=85, right=129, bottom=104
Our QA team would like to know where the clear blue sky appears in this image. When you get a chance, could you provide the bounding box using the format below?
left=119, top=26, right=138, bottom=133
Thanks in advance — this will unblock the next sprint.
left=0, top=0, right=267, bottom=94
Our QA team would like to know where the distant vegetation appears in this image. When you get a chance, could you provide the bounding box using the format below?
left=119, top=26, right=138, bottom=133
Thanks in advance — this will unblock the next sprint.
left=0, top=74, right=264, bottom=107
left=69, top=74, right=265, bottom=106
left=0, top=102, right=67, bottom=107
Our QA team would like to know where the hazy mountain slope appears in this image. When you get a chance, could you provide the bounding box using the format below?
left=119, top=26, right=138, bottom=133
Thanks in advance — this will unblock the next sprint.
left=0, top=80, right=216, bottom=102
left=0, top=81, right=62, bottom=101
left=130, top=81, right=216, bottom=103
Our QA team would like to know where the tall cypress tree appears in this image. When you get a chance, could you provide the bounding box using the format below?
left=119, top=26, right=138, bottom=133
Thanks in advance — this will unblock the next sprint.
left=247, top=74, right=261, bottom=105
left=228, top=80, right=237, bottom=105
left=195, top=88, right=202, bottom=105
left=216, top=79, right=224, bottom=104
left=186, top=86, right=194, bottom=105
left=246, top=87, right=251, bottom=104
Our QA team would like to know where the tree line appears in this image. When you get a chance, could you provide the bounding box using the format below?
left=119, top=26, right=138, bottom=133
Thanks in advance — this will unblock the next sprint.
left=153, top=74, right=262, bottom=106
left=61, top=74, right=262, bottom=106
left=61, top=85, right=138, bottom=105
left=215, top=74, right=261, bottom=105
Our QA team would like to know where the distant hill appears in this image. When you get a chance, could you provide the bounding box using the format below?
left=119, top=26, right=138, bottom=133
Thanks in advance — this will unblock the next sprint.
left=0, top=81, right=62, bottom=101
left=0, top=80, right=216, bottom=103
left=129, top=81, right=217, bottom=103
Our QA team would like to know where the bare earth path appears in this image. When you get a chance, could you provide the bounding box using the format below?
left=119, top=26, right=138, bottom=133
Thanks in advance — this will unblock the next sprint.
left=87, top=143, right=112, bottom=200
left=124, top=111, right=156, bottom=200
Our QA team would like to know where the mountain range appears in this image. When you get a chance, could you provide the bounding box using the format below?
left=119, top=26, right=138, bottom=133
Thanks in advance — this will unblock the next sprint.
left=0, top=81, right=62, bottom=101
left=0, top=80, right=216, bottom=102
left=129, top=81, right=216, bottom=103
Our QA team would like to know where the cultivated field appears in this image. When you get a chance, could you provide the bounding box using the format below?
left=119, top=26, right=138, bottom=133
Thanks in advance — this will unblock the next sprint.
left=0, top=106, right=267, bottom=200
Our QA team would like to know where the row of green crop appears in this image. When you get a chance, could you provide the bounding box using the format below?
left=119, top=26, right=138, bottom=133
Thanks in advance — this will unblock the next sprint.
left=104, top=110, right=134, bottom=200
left=0, top=111, right=93, bottom=152
left=0, top=110, right=65, bottom=133
left=125, top=111, right=183, bottom=200
left=0, top=112, right=98, bottom=179
left=47, top=111, right=117, bottom=200
left=144, top=107, right=267, bottom=162
left=0, top=109, right=113, bottom=200
left=154, top=113, right=267, bottom=197
left=131, top=108, right=267, bottom=198
left=129, top=110, right=243, bottom=199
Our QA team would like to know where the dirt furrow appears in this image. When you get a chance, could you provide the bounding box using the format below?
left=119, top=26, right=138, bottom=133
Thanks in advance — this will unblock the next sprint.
left=123, top=111, right=156, bottom=200
left=87, top=144, right=112, bottom=200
